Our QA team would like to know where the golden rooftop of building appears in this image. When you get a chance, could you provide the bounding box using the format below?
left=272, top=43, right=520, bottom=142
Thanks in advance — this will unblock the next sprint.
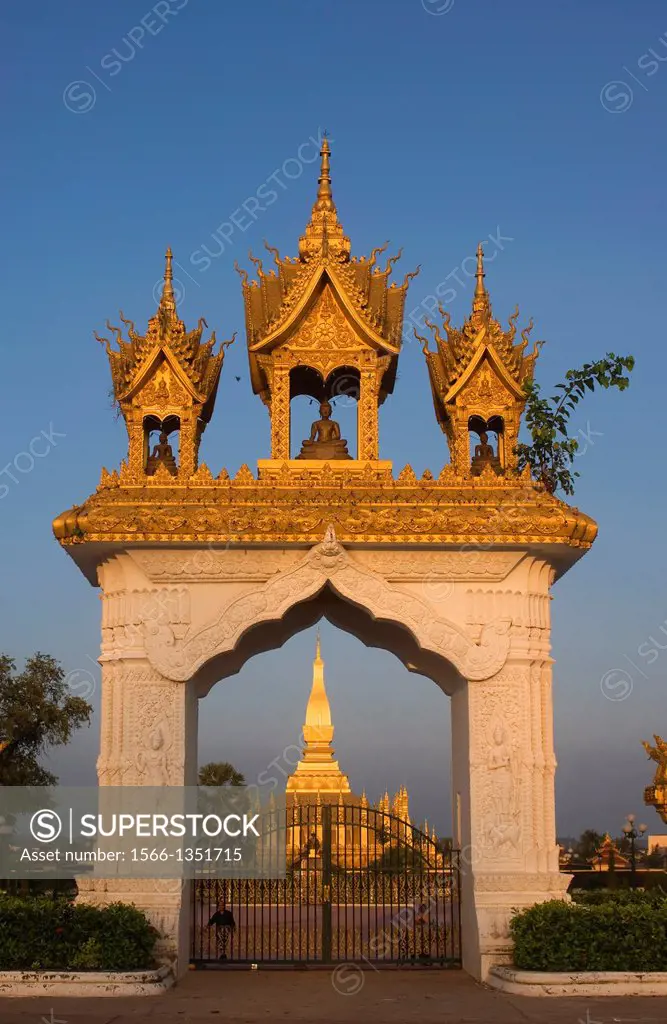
left=53, top=138, right=597, bottom=578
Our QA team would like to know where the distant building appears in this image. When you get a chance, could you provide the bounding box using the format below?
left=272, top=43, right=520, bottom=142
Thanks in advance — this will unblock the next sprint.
left=593, top=833, right=630, bottom=871
left=558, top=844, right=575, bottom=869
left=647, top=834, right=667, bottom=858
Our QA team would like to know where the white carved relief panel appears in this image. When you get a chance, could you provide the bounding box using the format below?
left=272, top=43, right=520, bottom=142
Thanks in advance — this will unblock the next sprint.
left=349, top=550, right=526, bottom=582
left=464, top=588, right=550, bottom=637
left=97, top=663, right=186, bottom=787
left=128, top=549, right=301, bottom=583
left=101, top=588, right=190, bottom=656
left=468, top=667, right=531, bottom=867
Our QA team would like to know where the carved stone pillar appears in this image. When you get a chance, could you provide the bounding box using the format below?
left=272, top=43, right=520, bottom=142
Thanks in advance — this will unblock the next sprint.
left=127, top=415, right=145, bottom=475
left=357, top=368, right=379, bottom=460
left=178, top=415, right=198, bottom=477
left=81, top=659, right=198, bottom=976
left=502, top=412, right=520, bottom=474
left=451, top=660, right=567, bottom=981
left=450, top=411, right=471, bottom=475
left=271, top=365, right=291, bottom=459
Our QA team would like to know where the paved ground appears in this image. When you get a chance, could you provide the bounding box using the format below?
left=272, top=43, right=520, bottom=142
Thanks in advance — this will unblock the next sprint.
left=0, top=969, right=664, bottom=1024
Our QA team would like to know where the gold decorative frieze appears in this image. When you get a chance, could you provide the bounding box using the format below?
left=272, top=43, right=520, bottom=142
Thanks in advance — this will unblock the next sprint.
left=53, top=466, right=597, bottom=570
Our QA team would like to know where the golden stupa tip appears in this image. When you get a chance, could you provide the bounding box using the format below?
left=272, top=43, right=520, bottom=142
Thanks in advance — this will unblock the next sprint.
left=159, top=247, right=177, bottom=317
left=315, top=627, right=322, bottom=661
left=474, top=242, right=485, bottom=296
left=315, top=135, right=333, bottom=210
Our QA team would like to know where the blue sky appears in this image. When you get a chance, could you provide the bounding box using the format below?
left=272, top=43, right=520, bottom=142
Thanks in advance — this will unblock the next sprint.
left=2, top=0, right=666, bottom=835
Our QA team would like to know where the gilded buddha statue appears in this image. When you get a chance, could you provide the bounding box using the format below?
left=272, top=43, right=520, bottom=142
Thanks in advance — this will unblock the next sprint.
left=296, top=400, right=351, bottom=460
left=146, top=430, right=178, bottom=475
left=470, top=431, right=501, bottom=476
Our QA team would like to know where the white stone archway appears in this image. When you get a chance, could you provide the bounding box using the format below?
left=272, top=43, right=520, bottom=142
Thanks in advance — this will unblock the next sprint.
left=53, top=146, right=599, bottom=983
left=85, top=526, right=567, bottom=981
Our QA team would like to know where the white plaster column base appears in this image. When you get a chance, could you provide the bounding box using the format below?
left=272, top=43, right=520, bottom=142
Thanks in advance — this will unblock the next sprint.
left=0, top=966, right=173, bottom=997
left=472, top=874, right=571, bottom=981
left=76, top=878, right=189, bottom=976
left=488, top=965, right=667, bottom=997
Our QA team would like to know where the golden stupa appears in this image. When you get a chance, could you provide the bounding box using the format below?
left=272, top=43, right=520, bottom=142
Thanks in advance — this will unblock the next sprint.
left=284, top=635, right=440, bottom=869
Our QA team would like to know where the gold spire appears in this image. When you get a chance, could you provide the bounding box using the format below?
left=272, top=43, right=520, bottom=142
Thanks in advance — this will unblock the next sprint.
left=299, top=136, right=351, bottom=261
left=286, top=633, right=351, bottom=795
left=474, top=242, right=485, bottom=297
left=159, top=246, right=177, bottom=324
left=314, top=137, right=335, bottom=214
left=471, top=242, right=491, bottom=322
left=304, top=631, right=332, bottom=741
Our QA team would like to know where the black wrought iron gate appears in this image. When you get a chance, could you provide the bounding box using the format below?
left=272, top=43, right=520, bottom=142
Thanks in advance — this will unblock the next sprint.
left=191, top=803, right=461, bottom=967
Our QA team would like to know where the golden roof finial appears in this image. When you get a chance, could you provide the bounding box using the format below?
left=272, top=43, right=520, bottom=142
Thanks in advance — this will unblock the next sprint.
left=314, top=135, right=334, bottom=214
left=159, top=246, right=177, bottom=322
left=315, top=626, right=322, bottom=662
left=299, top=134, right=350, bottom=261
left=475, top=243, right=485, bottom=295
left=471, top=242, right=491, bottom=322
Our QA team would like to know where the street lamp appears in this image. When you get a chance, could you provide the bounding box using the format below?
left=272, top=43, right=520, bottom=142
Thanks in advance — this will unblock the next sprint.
left=622, top=814, right=647, bottom=888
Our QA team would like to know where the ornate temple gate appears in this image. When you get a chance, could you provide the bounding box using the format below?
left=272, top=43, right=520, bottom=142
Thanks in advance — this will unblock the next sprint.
left=191, top=804, right=461, bottom=967
left=53, top=139, right=597, bottom=981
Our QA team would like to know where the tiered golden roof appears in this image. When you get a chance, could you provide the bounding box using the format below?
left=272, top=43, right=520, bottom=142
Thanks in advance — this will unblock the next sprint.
left=94, top=249, right=234, bottom=478
left=53, top=141, right=597, bottom=574
left=237, top=139, right=418, bottom=459
left=99, top=249, right=228, bottom=411
left=419, top=245, right=542, bottom=476
left=422, top=245, right=540, bottom=401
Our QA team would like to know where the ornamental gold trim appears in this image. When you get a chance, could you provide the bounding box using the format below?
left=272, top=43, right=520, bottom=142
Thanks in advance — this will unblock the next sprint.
left=53, top=461, right=597, bottom=551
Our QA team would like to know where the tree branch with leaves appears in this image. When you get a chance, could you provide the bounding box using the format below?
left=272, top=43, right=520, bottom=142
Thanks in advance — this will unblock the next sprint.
left=515, top=353, right=634, bottom=496
left=0, top=653, right=92, bottom=786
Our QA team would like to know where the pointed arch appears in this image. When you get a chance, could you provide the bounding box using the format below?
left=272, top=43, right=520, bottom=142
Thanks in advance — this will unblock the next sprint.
left=144, top=527, right=511, bottom=690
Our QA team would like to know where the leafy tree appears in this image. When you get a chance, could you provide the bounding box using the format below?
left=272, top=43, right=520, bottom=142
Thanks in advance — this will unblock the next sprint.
left=516, top=353, right=634, bottom=496
left=435, top=836, right=453, bottom=855
left=0, top=654, right=92, bottom=786
left=198, top=761, right=245, bottom=787
left=574, top=829, right=604, bottom=863
left=614, top=833, right=633, bottom=856
left=371, top=844, right=427, bottom=874
left=375, top=825, right=392, bottom=847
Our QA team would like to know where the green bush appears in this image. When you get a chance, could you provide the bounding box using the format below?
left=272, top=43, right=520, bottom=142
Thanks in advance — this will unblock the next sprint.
left=0, top=894, right=158, bottom=971
left=510, top=894, right=667, bottom=972
left=571, top=887, right=667, bottom=906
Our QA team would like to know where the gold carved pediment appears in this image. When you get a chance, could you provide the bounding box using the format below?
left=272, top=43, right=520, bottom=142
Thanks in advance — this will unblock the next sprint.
left=458, top=358, right=516, bottom=416
left=287, top=286, right=364, bottom=353
left=271, top=285, right=379, bottom=378
left=133, top=358, right=192, bottom=413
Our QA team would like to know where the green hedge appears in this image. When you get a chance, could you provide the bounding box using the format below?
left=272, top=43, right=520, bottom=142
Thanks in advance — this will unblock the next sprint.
left=571, top=887, right=667, bottom=906
left=510, top=892, right=667, bottom=972
left=0, top=894, right=158, bottom=971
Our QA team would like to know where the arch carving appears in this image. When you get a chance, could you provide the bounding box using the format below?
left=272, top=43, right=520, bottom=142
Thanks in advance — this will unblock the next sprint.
left=144, top=526, right=511, bottom=683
